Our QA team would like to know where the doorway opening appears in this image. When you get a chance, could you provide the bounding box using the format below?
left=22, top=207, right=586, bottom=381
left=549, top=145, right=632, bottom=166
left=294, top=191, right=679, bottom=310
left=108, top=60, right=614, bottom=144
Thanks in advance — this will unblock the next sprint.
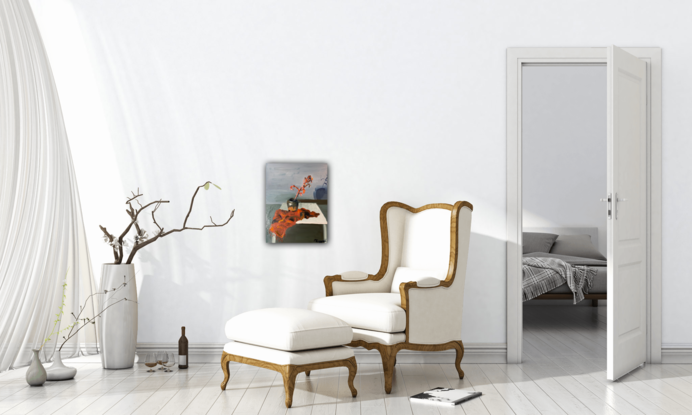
left=521, top=63, right=608, bottom=372
left=505, top=47, right=662, bottom=377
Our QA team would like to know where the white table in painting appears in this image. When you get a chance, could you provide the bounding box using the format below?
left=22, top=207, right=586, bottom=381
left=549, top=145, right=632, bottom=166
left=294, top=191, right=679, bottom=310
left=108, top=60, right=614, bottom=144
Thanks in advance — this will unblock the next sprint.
left=271, top=202, right=328, bottom=243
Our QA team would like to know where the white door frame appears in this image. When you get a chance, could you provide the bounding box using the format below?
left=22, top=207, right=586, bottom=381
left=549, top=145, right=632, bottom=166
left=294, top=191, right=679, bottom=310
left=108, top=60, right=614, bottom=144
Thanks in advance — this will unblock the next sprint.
left=506, top=47, right=662, bottom=364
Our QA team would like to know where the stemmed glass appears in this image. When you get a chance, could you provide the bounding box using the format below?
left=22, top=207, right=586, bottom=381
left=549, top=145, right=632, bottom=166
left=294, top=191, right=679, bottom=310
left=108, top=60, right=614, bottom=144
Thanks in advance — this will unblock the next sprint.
left=160, top=352, right=169, bottom=372
left=157, top=351, right=166, bottom=370
left=164, top=353, right=177, bottom=372
left=145, top=354, right=157, bottom=372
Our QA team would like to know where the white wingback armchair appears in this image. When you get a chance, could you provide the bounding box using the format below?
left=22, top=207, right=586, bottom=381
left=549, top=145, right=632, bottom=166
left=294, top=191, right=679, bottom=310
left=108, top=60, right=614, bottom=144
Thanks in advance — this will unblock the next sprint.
left=308, top=201, right=473, bottom=393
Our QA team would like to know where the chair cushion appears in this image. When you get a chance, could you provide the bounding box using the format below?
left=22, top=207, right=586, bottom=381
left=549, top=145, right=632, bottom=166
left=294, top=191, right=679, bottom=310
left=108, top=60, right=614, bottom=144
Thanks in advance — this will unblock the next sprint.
left=352, top=328, right=406, bottom=345
left=308, top=293, right=406, bottom=333
left=224, top=341, right=353, bottom=366
left=225, top=308, right=353, bottom=351
left=390, top=267, right=445, bottom=293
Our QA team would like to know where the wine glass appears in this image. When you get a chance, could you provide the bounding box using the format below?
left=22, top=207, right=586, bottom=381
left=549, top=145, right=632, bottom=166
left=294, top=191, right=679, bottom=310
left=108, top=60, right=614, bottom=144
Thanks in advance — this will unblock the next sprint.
left=144, top=354, right=157, bottom=372
left=160, top=352, right=169, bottom=372
left=164, top=353, right=177, bottom=372
left=156, top=351, right=166, bottom=370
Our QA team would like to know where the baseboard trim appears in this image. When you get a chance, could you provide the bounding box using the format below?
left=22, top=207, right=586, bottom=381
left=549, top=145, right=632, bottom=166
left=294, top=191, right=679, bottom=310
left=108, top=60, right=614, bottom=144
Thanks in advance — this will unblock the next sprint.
left=662, top=345, right=692, bottom=363
left=136, top=342, right=507, bottom=364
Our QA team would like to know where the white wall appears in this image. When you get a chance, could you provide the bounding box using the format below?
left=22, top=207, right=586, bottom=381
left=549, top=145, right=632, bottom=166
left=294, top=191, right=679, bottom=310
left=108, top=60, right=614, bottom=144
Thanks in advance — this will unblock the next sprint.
left=522, top=65, right=607, bottom=255
left=29, top=0, right=692, bottom=348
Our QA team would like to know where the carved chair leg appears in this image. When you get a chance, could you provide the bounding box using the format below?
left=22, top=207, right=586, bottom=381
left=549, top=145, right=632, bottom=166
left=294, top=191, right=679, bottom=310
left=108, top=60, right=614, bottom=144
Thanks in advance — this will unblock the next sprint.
left=281, top=366, right=299, bottom=408
left=345, top=356, right=358, bottom=397
left=453, top=341, right=465, bottom=379
left=305, top=370, right=311, bottom=377
left=378, top=345, right=399, bottom=394
left=220, top=354, right=231, bottom=390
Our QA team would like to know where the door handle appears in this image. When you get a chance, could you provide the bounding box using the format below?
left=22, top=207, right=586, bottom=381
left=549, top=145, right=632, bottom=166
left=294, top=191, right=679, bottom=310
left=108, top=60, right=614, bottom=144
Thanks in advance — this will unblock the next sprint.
left=600, top=194, right=612, bottom=219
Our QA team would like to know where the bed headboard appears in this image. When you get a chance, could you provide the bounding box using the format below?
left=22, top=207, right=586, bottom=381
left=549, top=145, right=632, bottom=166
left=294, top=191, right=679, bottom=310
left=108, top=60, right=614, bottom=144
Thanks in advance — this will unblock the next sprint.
left=523, top=227, right=599, bottom=250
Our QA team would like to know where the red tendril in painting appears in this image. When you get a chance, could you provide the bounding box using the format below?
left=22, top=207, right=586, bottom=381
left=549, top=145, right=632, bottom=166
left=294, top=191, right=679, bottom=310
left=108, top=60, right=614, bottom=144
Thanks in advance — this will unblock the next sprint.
left=289, top=175, right=313, bottom=200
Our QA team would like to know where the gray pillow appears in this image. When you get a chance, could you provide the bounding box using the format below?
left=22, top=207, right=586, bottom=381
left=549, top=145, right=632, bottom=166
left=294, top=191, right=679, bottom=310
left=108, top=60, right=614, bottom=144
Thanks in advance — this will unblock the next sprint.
left=522, top=232, right=558, bottom=254
left=549, top=234, right=606, bottom=261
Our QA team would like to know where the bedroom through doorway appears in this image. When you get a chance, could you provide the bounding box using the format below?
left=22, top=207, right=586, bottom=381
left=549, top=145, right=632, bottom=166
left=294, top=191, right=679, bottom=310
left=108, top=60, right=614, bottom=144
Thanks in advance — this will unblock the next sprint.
left=521, top=64, right=608, bottom=369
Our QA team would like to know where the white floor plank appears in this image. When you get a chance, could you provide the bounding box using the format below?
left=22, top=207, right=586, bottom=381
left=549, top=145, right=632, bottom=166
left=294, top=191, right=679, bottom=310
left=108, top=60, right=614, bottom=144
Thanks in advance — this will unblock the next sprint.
left=382, top=365, right=413, bottom=415
left=257, top=370, right=288, bottom=415
left=348, top=365, right=382, bottom=415
left=131, top=364, right=206, bottom=415
left=461, top=365, right=516, bottom=415
left=50, top=366, right=140, bottom=415
left=309, top=368, right=339, bottom=415
left=439, top=364, right=489, bottom=415
left=477, top=364, right=540, bottom=415
left=496, top=363, right=570, bottom=415
left=335, top=366, right=359, bottom=415
left=156, top=365, right=221, bottom=415
left=207, top=364, right=258, bottom=415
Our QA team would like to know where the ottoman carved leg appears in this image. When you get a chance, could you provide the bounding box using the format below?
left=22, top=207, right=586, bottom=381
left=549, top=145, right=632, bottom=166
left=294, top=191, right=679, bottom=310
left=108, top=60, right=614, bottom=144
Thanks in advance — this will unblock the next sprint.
left=220, top=351, right=358, bottom=408
left=280, top=366, right=299, bottom=408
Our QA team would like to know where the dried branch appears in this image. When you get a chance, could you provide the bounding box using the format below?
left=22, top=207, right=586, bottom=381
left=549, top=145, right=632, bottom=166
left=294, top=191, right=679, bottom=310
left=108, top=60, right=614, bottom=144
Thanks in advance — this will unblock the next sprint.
left=126, top=190, right=142, bottom=204
left=59, top=275, right=133, bottom=350
left=183, top=182, right=210, bottom=228
left=102, top=182, right=232, bottom=265
left=162, top=210, right=235, bottom=235
left=116, top=199, right=169, bottom=262
left=123, top=183, right=232, bottom=264
left=151, top=202, right=164, bottom=233
left=99, top=225, right=120, bottom=263
left=59, top=297, right=137, bottom=352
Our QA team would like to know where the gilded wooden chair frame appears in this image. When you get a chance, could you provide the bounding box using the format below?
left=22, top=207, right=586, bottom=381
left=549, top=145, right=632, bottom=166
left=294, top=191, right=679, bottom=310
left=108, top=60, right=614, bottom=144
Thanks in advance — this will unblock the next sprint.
left=323, top=201, right=473, bottom=393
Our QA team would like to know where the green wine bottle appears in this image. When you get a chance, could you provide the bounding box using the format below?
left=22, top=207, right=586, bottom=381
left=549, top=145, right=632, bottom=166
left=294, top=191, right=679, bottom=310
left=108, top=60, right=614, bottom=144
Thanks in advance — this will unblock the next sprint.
left=178, top=326, right=188, bottom=369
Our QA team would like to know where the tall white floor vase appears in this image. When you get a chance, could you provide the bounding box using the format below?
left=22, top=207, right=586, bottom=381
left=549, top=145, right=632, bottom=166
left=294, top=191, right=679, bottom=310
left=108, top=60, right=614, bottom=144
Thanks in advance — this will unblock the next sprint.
left=99, top=264, right=138, bottom=369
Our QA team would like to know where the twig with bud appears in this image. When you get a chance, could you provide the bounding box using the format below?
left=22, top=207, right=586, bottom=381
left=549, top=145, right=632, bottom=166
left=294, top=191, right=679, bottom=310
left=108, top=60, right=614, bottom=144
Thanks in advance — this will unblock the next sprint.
left=99, top=182, right=234, bottom=264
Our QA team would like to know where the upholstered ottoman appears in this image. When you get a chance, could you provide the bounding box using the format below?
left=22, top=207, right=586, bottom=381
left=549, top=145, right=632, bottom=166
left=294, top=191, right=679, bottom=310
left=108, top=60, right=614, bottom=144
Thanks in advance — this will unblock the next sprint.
left=220, top=308, right=357, bottom=408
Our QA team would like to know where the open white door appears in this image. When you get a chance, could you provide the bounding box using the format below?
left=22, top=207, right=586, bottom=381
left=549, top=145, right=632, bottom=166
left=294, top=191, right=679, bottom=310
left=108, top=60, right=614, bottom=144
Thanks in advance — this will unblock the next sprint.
left=607, top=46, right=647, bottom=381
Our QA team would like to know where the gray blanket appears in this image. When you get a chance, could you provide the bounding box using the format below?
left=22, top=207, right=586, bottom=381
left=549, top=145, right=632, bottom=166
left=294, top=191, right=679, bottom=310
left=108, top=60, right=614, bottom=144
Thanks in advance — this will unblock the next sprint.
left=523, top=256, right=596, bottom=303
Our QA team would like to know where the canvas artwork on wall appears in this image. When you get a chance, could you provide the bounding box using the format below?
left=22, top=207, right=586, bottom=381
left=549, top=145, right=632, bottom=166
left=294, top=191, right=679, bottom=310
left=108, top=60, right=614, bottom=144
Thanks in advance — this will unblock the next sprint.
left=266, top=162, right=328, bottom=244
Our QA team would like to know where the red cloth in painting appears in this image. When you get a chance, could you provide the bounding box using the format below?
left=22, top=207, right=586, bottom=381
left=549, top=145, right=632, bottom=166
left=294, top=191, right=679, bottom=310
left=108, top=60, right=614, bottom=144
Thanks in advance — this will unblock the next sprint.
left=269, top=208, right=320, bottom=239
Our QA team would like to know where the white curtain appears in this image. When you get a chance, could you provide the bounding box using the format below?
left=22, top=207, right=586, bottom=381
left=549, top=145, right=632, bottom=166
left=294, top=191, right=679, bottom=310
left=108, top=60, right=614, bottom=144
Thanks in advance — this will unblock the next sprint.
left=0, top=0, right=96, bottom=371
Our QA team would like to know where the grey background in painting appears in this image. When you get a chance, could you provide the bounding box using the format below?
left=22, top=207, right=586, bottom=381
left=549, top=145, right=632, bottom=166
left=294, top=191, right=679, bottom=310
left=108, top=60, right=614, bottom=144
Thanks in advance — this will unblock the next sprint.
left=522, top=65, right=607, bottom=255
left=265, top=162, right=329, bottom=243
left=265, top=162, right=328, bottom=204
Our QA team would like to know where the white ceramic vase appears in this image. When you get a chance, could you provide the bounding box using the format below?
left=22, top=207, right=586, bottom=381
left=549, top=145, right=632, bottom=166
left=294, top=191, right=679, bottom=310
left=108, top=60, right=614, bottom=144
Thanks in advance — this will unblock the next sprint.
left=46, top=351, right=77, bottom=381
left=26, top=349, right=46, bottom=386
left=99, top=264, right=138, bottom=369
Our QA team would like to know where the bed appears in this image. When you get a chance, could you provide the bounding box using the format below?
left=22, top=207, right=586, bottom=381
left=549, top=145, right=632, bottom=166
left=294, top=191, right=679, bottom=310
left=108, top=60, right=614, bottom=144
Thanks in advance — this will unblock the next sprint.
left=523, top=227, right=607, bottom=306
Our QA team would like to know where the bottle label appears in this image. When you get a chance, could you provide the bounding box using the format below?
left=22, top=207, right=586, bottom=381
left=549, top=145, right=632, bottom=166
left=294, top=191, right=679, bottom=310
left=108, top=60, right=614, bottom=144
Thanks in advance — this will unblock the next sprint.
left=180, top=355, right=187, bottom=365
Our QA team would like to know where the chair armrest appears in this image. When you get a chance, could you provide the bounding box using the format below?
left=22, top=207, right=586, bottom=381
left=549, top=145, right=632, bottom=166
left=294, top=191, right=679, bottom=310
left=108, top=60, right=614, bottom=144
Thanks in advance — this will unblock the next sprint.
left=324, top=272, right=385, bottom=296
left=341, top=271, right=369, bottom=281
left=399, top=280, right=464, bottom=344
left=398, top=280, right=443, bottom=309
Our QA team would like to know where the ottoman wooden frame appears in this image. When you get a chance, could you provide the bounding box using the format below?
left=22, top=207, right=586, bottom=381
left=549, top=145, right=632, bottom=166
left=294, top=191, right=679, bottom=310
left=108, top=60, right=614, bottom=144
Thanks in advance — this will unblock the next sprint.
left=220, top=352, right=357, bottom=408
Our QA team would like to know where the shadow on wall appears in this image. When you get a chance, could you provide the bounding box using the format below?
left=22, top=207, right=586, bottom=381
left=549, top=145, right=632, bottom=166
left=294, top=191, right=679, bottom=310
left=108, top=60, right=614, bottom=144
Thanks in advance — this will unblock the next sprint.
left=134, top=229, right=508, bottom=346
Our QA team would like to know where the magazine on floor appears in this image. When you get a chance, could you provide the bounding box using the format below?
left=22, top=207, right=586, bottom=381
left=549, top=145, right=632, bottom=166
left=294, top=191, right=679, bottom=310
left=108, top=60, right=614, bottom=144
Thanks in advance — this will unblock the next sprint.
left=410, top=387, right=482, bottom=406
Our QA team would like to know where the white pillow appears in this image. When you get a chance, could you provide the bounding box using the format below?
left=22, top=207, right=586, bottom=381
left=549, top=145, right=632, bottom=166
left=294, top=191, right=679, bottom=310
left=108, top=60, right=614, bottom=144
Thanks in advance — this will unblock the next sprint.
left=390, top=267, right=446, bottom=293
